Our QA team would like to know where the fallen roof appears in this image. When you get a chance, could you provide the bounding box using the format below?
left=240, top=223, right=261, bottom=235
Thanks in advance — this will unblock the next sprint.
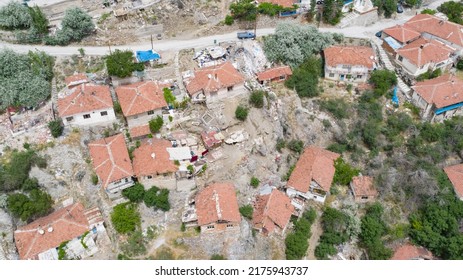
left=444, top=163, right=463, bottom=198
left=396, top=37, right=454, bottom=68
left=288, top=146, right=340, bottom=193
left=195, top=182, right=241, bottom=226
left=185, top=61, right=245, bottom=95
left=391, top=243, right=434, bottom=260
left=65, top=73, right=89, bottom=88
left=382, top=25, right=421, bottom=44
left=132, top=139, right=178, bottom=177
left=57, top=83, right=113, bottom=117
left=257, top=65, right=292, bottom=82
left=412, top=74, right=463, bottom=109
left=14, top=203, right=89, bottom=260
left=252, top=189, right=294, bottom=233
left=323, top=46, right=375, bottom=68
left=88, top=134, right=134, bottom=189
left=115, top=81, right=168, bottom=117
left=351, top=175, right=377, bottom=197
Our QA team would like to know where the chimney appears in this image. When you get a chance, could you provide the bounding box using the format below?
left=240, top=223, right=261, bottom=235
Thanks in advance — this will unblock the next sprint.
left=439, top=20, right=444, bottom=25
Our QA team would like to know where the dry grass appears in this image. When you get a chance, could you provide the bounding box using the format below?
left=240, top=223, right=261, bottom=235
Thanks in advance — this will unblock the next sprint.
left=62, top=130, right=82, bottom=146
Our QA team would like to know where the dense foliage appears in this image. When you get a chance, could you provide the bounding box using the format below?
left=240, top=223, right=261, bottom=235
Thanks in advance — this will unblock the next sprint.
left=229, top=0, right=257, bottom=21
left=359, top=203, right=393, bottom=259
left=322, top=0, right=344, bottom=25
left=421, top=8, right=436, bottom=15
left=249, top=90, right=265, bottom=108
left=122, top=183, right=146, bottom=203
left=372, top=0, right=398, bottom=18
left=250, top=177, right=260, bottom=188
left=45, top=7, right=95, bottom=45
left=239, top=205, right=253, bottom=219
left=7, top=188, right=53, bottom=222
left=319, top=98, right=349, bottom=119
left=0, top=1, right=31, bottom=30
left=149, top=116, right=164, bottom=134
left=144, top=186, right=170, bottom=211
left=285, top=208, right=316, bottom=260
left=287, top=139, right=304, bottom=154
left=285, top=56, right=321, bottom=97
left=332, top=157, right=360, bottom=186
left=416, top=68, right=441, bottom=82
left=437, top=1, right=463, bottom=24
left=263, top=22, right=342, bottom=67
left=315, top=207, right=351, bottom=259
left=48, top=119, right=64, bottom=138
left=111, top=203, right=141, bottom=234
left=235, top=105, right=249, bottom=121
left=105, top=49, right=144, bottom=78
left=369, top=69, right=397, bottom=96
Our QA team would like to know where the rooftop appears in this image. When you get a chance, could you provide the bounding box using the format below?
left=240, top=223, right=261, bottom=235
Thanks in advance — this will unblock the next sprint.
left=195, top=182, right=241, bottom=226
left=323, top=46, right=375, bottom=68
left=382, top=25, right=421, bottom=44
left=288, top=146, right=340, bottom=193
left=258, top=0, right=295, bottom=8
left=14, top=203, right=89, bottom=260
left=57, top=84, right=113, bottom=117
left=132, top=139, right=178, bottom=177
left=252, top=189, right=294, bottom=234
left=257, top=65, right=292, bottom=82
left=115, top=81, right=168, bottom=117
left=391, top=243, right=434, bottom=260
left=185, top=61, right=245, bottom=95
left=405, top=14, right=463, bottom=48
left=130, top=124, right=151, bottom=139
left=88, top=134, right=134, bottom=189
left=444, top=163, right=463, bottom=199
left=412, top=74, right=463, bottom=109
left=351, top=175, right=377, bottom=197
left=396, top=37, right=454, bottom=68
left=64, top=73, right=89, bottom=88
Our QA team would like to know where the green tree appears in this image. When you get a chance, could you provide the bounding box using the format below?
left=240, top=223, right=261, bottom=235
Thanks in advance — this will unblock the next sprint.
left=224, top=15, right=234, bottom=25
left=7, top=189, right=53, bottom=222
left=239, top=205, right=253, bottom=219
left=250, top=177, right=260, bottom=188
left=322, top=0, right=344, bottom=25
left=105, top=49, right=144, bottom=78
left=0, top=1, right=32, bottom=30
left=287, top=139, right=304, bottom=154
left=314, top=207, right=351, bottom=259
left=319, top=98, right=349, bottom=119
left=59, top=7, right=95, bottom=41
left=0, top=150, right=46, bottom=192
left=421, top=8, right=436, bottom=15
left=285, top=232, right=309, bottom=260
left=28, top=5, right=49, bottom=34
left=163, top=87, right=176, bottom=105
left=111, top=203, right=141, bottom=234
left=22, top=177, right=40, bottom=191
left=437, top=1, right=463, bottom=24
left=148, top=115, right=164, bottom=134
left=369, top=69, right=397, bottom=96
left=48, top=119, right=64, bottom=138
left=120, top=231, right=147, bottom=257
left=359, top=203, right=392, bottom=260
left=333, top=157, right=360, bottom=186
left=229, top=0, right=257, bottom=21
left=285, top=56, right=321, bottom=97
left=235, top=105, right=248, bottom=121
left=144, top=186, right=170, bottom=211
left=372, top=0, right=397, bottom=18
left=249, top=90, right=265, bottom=108
left=122, top=183, right=145, bottom=203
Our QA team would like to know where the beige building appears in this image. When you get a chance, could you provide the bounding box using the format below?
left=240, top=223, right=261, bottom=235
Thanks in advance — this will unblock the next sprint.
left=323, top=46, right=375, bottom=83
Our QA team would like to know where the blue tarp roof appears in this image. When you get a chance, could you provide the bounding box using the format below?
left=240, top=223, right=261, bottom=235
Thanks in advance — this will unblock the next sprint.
left=392, top=86, right=399, bottom=105
left=136, top=50, right=160, bottom=63
left=435, top=102, right=463, bottom=115
left=384, top=36, right=402, bottom=50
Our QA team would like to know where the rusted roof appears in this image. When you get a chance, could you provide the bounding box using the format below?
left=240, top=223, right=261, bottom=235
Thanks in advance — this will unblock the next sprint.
left=351, top=175, right=378, bottom=198
left=57, top=84, right=113, bottom=117
left=396, top=37, right=454, bottom=68
left=405, top=14, right=463, bottom=48
left=115, top=81, right=168, bottom=117
left=257, top=65, right=292, bottom=82
left=252, top=189, right=294, bottom=233
left=444, top=163, right=463, bottom=199
left=195, top=182, right=241, bottom=226
left=412, top=74, right=463, bottom=109
left=132, top=139, right=178, bottom=177
left=382, top=25, right=421, bottom=44
left=288, top=146, right=340, bottom=193
left=324, top=46, right=375, bottom=68
left=88, top=134, right=134, bottom=189
left=14, top=203, right=89, bottom=260
left=391, top=243, right=434, bottom=260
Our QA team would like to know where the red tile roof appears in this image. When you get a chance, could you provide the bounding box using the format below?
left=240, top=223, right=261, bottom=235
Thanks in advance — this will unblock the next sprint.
left=382, top=25, right=421, bottom=44
left=391, top=244, right=434, bottom=260
left=257, top=65, right=292, bottom=82
left=396, top=37, right=454, bottom=68
left=324, top=46, right=375, bottom=68
left=130, top=124, right=151, bottom=138
left=288, top=146, right=340, bottom=193
left=115, top=81, right=168, bottom=117
left=57, top=84, right=113, bottom=117
left=14, top=203, right=89, bottom=260
left=195, top=182, right=241, bottom=226
left=259, top=0, right=295, bottom=8
left=201, top=131, right=223, bottom=149
left=405, top=14, right=463, bottom=48
left=88, top=134, right=134, bottom=189
left=185, top=62, right=245, bottom=95
left=351, top=175, right=377, bottom=198
left=252, top=189, right=294, bottom=234
left=444, top=163, right=463, bottom=199
left=132, top=139, right=178, bottom=177
left=412, top=74, right=463, bottom=109
left=65, top=73, right=89, bottom=88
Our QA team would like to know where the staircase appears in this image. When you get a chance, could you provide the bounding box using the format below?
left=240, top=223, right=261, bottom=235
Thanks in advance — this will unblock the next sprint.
left=338, top=12, right=359, bottom=29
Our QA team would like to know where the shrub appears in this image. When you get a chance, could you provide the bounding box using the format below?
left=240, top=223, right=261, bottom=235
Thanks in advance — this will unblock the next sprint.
left=91, top=174, right=99, bottom=185
left=224, top=15, right=234, bottom=25
left=0, top=1, right=32, bottom=30
left=239, top=205, right=253, bottom=219
left=149, top=115, right=164, bottom=134
left=285, top=208, right=316, bottom=259
left=421, top=8, right=436, bottom=15
left=48, top=119, right=64, bottom=138
left=319, top=98, right=349, bottom=119
left=105, top=49, right=144, bottom=78
left=457, top=59, right=463, bottom=71
left=187, top=165, right=194, bottom=174
left=113, top=101, right=122, bottom=114
left=369, top=69, right=397, bottom=96
left=250, top=177, right=260, bottom=188
left=122, top=183, right=145, bottom=203
left=45, top=7, right=94, bottom=45
left=276, top=138, right=286, bottom=152
left=235, top=105, right=248, bottom=121
left=249, top=90, right=265, bottom=108
left=287, top=139, right=304, bottom=154
left=285, top=56, right=321, bottom=98
left=7, top=189, right=53, bottom=222
left=144, top=186, right=170, bottom=211
left=110, top=203, right=141, bottom=234
left=211, top=254, right=227, bottom=260
left=332, top=157, right=360, bottom=186
left=120, top=231, right=147, bottom=257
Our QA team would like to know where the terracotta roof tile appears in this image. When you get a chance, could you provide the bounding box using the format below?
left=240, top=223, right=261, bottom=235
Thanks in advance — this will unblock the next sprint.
left=391, top=243, right=434, bottom=260
left=444, top=163, right=463, bottom=199
left=64, top=73, right=89, bottom=88
left=57, top=84, right=113, bottom=117
left=324, top=46, right=375, bottom=68
left=351, top=175, right=378, bottom=197
left=288, top=146, right=340, bottom=193
left=14, top=203, right=89, bottom=260
left=88, top=134, right=134, bottom=189
left=185, top=61, right=245, bottom=95
left=115, top=81, right=168, bottom=117
left=252, top=189, right=294, bottom=233
left=257, top=65, right=292, bottom=82
left=132, top=139, right=178, bottom=177
left=412, top=74, right=463, bottom=109
left=382, top=25, right=421, bottom=44
left=130, top=124, right=151, bottom=138
left=259, top=0, right=295, bottom=8
left=396, top=37, right=454, bottom=68
left=195, top=182, right=241, bottom=226
left=405, top=14, right=463, bottom=48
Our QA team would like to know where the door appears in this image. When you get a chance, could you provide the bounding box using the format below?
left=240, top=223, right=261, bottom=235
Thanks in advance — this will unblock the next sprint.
left=340, top=74, right=345, bottom=81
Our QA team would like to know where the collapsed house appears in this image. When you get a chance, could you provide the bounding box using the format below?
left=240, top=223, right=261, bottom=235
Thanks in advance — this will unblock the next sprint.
left=252, top=189, right=294, bottom=236
left=350, top=175, right=378, bottom=203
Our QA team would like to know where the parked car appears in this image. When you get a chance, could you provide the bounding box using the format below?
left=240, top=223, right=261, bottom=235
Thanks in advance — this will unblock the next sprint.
left=375, top=31, right=382, bottom=38
left=237, top=31, right=256, bottom=39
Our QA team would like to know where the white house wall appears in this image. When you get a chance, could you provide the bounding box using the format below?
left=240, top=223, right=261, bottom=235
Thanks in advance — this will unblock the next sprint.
left=127, top=108, right=162, bottom=128
left=63, top=108, right=116, bottom=126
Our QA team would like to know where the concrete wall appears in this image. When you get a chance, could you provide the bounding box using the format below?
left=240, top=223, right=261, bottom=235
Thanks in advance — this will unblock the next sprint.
left=286, top=186, right=327, bottom=203
left=200, top=221, right=240, bottom=233
left=126, top=108, right=162, bottom=128
left=139, top=174, right=176, bottom=190
left=412, top=90, right=463, bottom=122
left=324, top=65, right=370, bottom=83
left=207, top=83, right=247, bottom=101
left=106, top=176, right=135, bottom=199
left=63, top=108, right=116, bottom=126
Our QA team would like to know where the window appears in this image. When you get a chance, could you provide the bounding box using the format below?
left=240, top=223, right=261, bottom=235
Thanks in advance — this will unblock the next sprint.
left=100, top=111, right=108, bottom=116
left=361, top=196, right=369, bottom=200
left=227, top=86, right=233, bottom=92
left=279, top=75, right=285, bottom=80
left=147, top=175, right=153, bottom=179
left=125, top=178, right=129, bottom=183
left=329, top=73, right=335, bottom=78
left=83, top=114, right=91, bottom=119
left=66, top=116, right=74, bottom=122
left=206, top=225, right=214, bottom=229
left=398, top=55, right=403, bottom=62
left=357, top=75, right=363, bottom=79
left=226, top=224, right=233, bottom=228
left=147, top=110, right=154, bottom=115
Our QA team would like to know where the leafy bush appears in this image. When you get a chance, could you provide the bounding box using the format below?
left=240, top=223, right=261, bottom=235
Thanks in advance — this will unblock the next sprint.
left=437, top=1, right=463, bottom=24
left=45, top=7, right=94, bottom=45
left=7, top=188, right=53, bottom=222
left=0, top=1, right=32, bottom=30
left=287, top=139, right=304, bottom=154
left=210, top=254, right=227, bottom=260
left=359, top=203, right=392, bottom=260
left=314, top=207, right=350, bottom=259
left=249, top=90, right=265, bottom=108
left=144, top=186, right=170, bottom=211
left=257, top=2, right=285, bottom=16
left=122, top=183, right=145, bottom=203
left=276, top=138, right=286, bottom=152
left=111, top=203, right=141, bottom=234
left=229, top=0, right=257, bottom=21
left=421, top=8, right=436, bottom=15
left=319, top=98, right=349, bottom=119
left=332, top=157, right=360, bottom=186
left=149, top=115, right=164, bottom=134
left=28, top=5, right=49, bottom=35
left=369, top=69, right=397, bottom=96
left=456, top=59, right=463, bottom=71
left=120, top=231, right=147, bottom=257
left=48, top=119, right=64, bottom=138
left=239, top=205, right=253, bottom=219
left=224, top=15, right=234, bottom=25
left=105, top=49, right=144, bottom=78
left=235, top=105, right=248, bottom=121
left=416, top=68, right=442, bottom=81
left=91, top=174, right=99, bottom=185
left=250, top=177, right=260, bottom=188
left=163, top=88, right=176, bottom=105
left=322, top=0, right=344, bottom=25
left=372, top=0, right=397, bottom=18
left=285, top=56, right=321, bottom=97
left=285, top=208, right=316, bottom=259
left=113, top=101, right=122, bottom=114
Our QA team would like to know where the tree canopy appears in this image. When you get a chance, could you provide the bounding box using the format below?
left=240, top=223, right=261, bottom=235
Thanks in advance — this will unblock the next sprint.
left=332, top=157, right=360, bottom=186
left=111, top=203, right=141, bottom=234
left=285, top=56, right=321, bottom=97
left=0, top=1, right=32, bottom=30
left=437, top=1, right=463, bottom=24
left=105, top=49, right=144, bottom=78
left=7, top=188, right=53, bottom=222
left=144, top=186, right=170, bottom=211
left=45, top=7, right=94, bottom=45
left=322, top=0, right=344, bottom=25
left=229, top=0, right=257, bottom=21
left=122, top=183, right=146, bottom=203
left=369, top=69, right=397, bottom=96
left=372, top=0, right=397, bottom=18
left=359, top=203, right=393, bottom=260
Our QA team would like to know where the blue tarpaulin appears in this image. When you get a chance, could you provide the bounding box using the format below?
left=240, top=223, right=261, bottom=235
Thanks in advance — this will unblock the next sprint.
left=435, top=102, right=463, bottom=115
left=136, top=50, right=160, bottom=63
left=384, top=36, right=402, bottom=50
left=392, top=86, right=399, bottom=105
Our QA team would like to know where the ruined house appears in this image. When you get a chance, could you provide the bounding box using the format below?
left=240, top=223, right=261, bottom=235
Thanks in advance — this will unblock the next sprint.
left=252, top=189, right=294, bottom=236
left=350, top=175, right=378, bottom=203
left=444, top=163, right=463, bottom=200
left=257, top=65, right=292, bottom=85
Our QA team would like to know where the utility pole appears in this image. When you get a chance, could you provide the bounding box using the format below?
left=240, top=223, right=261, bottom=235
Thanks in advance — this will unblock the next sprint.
left=150, top=34, right=154, bottom=50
